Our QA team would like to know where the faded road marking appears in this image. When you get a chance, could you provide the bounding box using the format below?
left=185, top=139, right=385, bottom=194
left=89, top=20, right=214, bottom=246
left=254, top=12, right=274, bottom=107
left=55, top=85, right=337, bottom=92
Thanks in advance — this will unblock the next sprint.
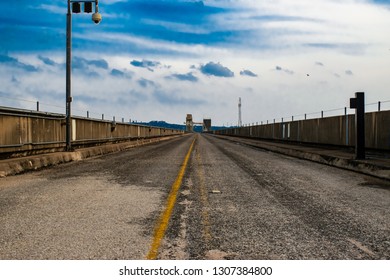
left=146, top=137, right=196, bottom=260
left=195, top=145, right=213, bottom=245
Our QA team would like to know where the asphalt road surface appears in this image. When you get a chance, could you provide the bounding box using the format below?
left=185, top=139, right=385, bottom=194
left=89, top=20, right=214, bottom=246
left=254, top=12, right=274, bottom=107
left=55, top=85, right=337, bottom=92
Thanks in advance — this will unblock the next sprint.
left=0, top=134, right=389, bottom=260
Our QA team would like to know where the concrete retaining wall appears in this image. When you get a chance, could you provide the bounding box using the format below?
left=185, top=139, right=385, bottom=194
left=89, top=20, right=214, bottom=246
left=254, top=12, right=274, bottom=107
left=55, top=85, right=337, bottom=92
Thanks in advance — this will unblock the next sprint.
left=0, top=107, right=184, bottom=156
left=214, top=110, right=390, bottom=151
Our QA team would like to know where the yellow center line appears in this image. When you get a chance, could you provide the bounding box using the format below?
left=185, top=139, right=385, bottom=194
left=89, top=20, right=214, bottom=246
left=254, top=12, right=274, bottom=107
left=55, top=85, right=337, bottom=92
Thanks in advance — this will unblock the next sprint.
left=146, top=136, right=196, bottom=260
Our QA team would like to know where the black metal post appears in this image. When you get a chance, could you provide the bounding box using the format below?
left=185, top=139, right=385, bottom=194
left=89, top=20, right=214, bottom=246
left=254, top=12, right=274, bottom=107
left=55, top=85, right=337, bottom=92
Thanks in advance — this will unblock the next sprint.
left=65, top=0, right=100, bottom=151
left=350, top=92, right=365, bottom=159
left=66, top=0, right=72, bottom=151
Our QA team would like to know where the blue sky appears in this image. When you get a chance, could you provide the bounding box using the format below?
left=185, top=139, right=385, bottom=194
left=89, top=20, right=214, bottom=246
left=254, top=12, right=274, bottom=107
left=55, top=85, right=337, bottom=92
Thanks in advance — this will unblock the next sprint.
left=1, top=0, right=390, bottom=125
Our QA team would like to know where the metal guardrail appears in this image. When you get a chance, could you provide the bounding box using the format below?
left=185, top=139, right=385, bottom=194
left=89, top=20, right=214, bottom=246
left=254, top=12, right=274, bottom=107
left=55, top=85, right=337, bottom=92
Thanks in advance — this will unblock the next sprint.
left=0, top=106, right=184, bottom=159
left=239, top=100, right=390, bottom=127
left=0, top=106, right=65, bottom=120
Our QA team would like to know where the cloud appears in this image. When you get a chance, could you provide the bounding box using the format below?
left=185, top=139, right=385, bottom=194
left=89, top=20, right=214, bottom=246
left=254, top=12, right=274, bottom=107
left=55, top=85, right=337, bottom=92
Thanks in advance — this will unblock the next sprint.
left=68, top=57, right=110, bottom=78
left=345, top=70, right=354, bottom=76
left=85, top=71, right=100, bottom=78
left=275, top=65, right=294, bottom=75
left=285, top=69, right=294, bottom=75
left=153, top=89, right=206, bottom=106
left=87, top=59, right=109, bottom=70
left=167, top=72, right=198, bottom=82
left=304, top=43, right=367, bottom=56
left=370, top=0, right=390, bottom=7
left=109, top=0, right=224, bottom=28
left=110, top=69, right=125, bottom=78
left=138, top=78, right=155, bottom=88
left=315, top=62, right=324, bottom=66
left=240, top=70, right=258, bottom=77
left=38, top=55, right=57, bottom=66
left=0, top=54, right=17, bottom=64
left=73, top=57, right=109, bottom=71
left=130, top=59, right=161, bottom=72
left=110, top=69, right=132, bottom=79
left=0, top=54, right=38, bottom=72
left=200, top=62, right=234, bottom=77
left=11, top=76, right=19, bottom=84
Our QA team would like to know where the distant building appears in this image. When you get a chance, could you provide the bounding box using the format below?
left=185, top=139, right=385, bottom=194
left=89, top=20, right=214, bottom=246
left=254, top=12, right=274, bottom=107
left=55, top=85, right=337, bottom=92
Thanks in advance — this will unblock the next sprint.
left=186, top=114, right=193, bottom=132
left=203, top=119, right=212, bottom=132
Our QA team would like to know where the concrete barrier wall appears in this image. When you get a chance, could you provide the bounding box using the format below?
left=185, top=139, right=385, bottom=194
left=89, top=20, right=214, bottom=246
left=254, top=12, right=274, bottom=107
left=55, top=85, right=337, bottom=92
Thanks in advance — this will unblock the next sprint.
left=214, top=110, right=390, bottom=151
left=0, top=107, right=184, bottom=156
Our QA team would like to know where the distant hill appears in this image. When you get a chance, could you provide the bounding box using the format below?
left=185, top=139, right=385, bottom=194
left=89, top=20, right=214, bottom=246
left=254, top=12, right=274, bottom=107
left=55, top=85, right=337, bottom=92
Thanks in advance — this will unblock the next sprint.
left=148, top=121, right=185, bottom=130
left=132, top=120, right=233, bottom=132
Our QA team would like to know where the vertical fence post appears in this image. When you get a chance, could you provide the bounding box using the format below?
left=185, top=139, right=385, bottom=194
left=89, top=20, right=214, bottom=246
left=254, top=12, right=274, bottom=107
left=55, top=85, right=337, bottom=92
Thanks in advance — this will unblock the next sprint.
left=305, top=114, right=307, bottom=120
left=345, top=107, right=349, bottom=146
left=87, top=111, right=89, bottom=118
left=350, top=92, right=365, bottom=159
left=321, top=111, right=324, bottom=118
left=102, top=114, right=104, bottom=120
left=378, top=101, right=381, bottom=112
left=36, top=101, right=39, bottom=112
left=273, top=119, right=275, bottom=139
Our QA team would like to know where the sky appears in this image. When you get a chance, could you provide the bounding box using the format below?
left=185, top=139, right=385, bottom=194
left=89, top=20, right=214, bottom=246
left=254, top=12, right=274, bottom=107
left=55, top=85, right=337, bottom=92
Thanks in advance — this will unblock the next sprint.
left=0, top=0, right=390, bottom=126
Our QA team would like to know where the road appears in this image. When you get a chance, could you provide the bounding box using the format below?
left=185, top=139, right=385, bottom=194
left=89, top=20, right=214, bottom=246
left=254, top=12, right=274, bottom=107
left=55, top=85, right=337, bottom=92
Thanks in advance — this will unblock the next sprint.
left=0, top=134, right=389, bottom=260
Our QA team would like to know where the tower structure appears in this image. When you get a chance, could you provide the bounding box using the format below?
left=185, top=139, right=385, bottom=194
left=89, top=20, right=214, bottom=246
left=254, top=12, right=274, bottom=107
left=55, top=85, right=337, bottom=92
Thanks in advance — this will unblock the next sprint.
left=238, top=97, right=242, bottom=127
left=186, top=114, right=193, bottom=132
left=203, top=119, right=212, bottom=132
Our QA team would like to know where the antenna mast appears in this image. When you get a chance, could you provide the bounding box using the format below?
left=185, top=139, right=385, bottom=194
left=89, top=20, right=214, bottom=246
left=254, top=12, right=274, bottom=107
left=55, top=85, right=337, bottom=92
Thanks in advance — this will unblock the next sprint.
left=238, top=97, right=242, bottom=127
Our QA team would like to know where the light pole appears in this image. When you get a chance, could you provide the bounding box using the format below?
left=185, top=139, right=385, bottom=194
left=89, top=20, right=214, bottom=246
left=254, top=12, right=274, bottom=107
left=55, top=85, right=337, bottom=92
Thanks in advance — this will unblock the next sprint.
left=66, top=0, right=102, bottom=151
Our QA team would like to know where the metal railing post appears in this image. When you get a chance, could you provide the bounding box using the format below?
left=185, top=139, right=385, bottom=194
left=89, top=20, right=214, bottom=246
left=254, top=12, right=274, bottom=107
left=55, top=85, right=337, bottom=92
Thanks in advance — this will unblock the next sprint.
left=350, top=92, right=365, bottom=159
left=65, top=0, right=72, bottom=151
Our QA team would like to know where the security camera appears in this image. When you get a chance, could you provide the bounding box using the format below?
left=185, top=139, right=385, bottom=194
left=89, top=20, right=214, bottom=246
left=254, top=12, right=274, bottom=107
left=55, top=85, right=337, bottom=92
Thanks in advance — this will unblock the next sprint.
left=92, top=12, right=102, bottom=24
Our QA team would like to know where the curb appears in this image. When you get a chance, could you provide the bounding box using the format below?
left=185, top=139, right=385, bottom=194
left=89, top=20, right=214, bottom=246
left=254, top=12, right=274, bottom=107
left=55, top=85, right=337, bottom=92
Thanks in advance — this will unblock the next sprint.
left=0, top=136, right=181, bottom=178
